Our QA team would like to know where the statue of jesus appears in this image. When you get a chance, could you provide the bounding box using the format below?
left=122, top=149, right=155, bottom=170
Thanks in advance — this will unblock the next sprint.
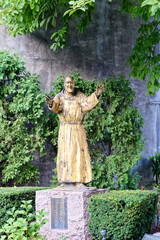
left=46, top=76, right=104, bottom=188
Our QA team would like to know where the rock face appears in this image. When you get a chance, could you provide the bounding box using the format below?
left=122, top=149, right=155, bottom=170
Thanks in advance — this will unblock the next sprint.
left=0, top=0, right=159, bottom=186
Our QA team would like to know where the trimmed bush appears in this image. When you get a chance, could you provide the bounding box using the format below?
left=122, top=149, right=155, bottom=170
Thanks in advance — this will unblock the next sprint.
left=88, top=190, right=158, bottom=240
left=0, top=187, right=49, bottom=228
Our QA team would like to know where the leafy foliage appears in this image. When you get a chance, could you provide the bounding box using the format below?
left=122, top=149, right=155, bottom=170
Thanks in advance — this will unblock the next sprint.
left=121, top=0, right=160, bottom=95
left=50, top=73, right=144, bottom=189
left=0, top=0, right=95, bottom=51
left=0, top=200, right=48, bottom=240
left=64, top=0, right=95, bottom=17
left=0, top=0, right=160, bottom=95
left=88, top=190, right=158, bottom=240
left=0, top=187, right=49, bottom=228
left=127, top=20, right=160, bottom=95
left=150, top=152, right=160, bottom=187
left=141, top=0, right=160, bottom=18
left=0, top=51, right=56, bottom=185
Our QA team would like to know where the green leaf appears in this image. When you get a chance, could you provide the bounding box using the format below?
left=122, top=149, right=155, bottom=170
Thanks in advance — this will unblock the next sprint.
left=40, top=19, right=45, bottom=27
left=63, top=9, right=71, bottom=16
left=35, top=4, right=39, bottom=12
left=150, top=4, right=159, bottom=15
left=30, top=3, right=34, bottom=9
left=141, top=0, right=158, bottom=7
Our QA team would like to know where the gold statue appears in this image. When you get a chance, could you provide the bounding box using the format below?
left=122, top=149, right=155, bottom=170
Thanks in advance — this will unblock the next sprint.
left=46, top=76, right=104, bottom=187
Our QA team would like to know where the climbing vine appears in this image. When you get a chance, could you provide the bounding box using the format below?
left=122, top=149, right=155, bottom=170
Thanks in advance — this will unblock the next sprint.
left=0, top=51, right=57, bottom=185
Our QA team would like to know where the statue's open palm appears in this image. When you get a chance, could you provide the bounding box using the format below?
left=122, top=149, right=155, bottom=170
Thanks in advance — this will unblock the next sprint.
left=46, top=96, right=54, bottom=108
left=96, top=83, right=105, bottom=96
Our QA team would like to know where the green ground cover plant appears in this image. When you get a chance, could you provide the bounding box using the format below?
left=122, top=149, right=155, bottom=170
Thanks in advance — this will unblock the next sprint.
left=0, top=200, right=48, bottom=240
left=88, top=190, right=158, bottom=240
left=0, top=187, right=49, bottom=228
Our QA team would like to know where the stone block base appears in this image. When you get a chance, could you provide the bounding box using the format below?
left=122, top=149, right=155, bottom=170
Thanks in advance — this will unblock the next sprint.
left=36, top=188, right=108, bottom=240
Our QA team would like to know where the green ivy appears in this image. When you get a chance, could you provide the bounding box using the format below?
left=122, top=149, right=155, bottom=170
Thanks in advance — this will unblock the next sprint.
left=50, top=73, right=145, bottom=189
left=0, top=51, right=57, bottom=185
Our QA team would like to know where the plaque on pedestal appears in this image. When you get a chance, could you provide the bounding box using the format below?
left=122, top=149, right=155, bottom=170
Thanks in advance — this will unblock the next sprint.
left=51, top=198, right=68, bottom=230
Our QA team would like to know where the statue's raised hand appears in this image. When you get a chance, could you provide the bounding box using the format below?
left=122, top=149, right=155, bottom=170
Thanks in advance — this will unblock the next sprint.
left=95, top=83, right=105, bottom=97
left=46, top=95, right=54, bottom=108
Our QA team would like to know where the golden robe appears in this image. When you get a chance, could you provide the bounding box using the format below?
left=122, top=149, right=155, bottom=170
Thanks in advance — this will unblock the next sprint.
left=50, top=89, right=100, bottom=183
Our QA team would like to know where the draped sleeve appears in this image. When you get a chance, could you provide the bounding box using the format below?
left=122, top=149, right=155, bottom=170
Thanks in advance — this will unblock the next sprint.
left=80, top=92, right=100, bottom=113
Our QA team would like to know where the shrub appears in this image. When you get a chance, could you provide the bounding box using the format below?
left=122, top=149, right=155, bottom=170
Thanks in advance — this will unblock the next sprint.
left=150, top=153, right=160, bottom=188
left=0, top=187, right=49, bottom=228
left=88, top=190, right=158, bottom=240
left=0, top=200, right=48, bottom=240
left=0, top=50, right=57, bottom=185
left=50, top=73, right=145, bottom=189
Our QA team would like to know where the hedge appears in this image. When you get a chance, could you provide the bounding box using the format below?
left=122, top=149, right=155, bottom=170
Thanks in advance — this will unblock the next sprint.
left=88, top=190, right=158, bottom=240
left=0, top=187, right=50, bottom=228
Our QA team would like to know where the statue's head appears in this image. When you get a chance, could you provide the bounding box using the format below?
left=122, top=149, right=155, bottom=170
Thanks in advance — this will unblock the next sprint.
left=64, top=76, right=75, bottom=95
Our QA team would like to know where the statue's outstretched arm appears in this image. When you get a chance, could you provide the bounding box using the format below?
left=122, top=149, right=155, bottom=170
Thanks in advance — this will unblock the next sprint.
left=81, top=83, right=105, bottom=113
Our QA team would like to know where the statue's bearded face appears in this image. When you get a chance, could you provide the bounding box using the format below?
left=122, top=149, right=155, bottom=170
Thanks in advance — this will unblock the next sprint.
left=64, top=77, right=75, bottom=95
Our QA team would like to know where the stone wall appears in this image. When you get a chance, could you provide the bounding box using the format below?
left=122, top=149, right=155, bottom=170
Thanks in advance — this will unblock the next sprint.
left=0, top=0, right=159, bottom=186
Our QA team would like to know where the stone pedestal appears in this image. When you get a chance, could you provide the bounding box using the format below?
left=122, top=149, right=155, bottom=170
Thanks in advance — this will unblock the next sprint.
left=36, top=188, right=108, bottom=240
